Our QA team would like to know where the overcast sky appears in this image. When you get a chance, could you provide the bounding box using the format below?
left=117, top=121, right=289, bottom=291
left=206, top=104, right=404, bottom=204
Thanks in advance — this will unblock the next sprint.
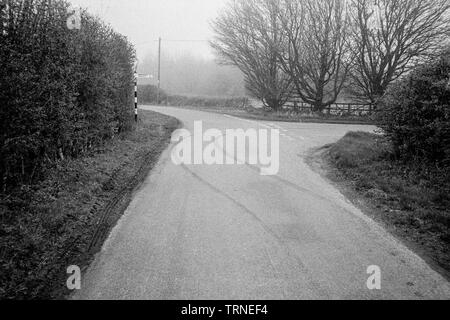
left=70, top=0, right=228, bottom=61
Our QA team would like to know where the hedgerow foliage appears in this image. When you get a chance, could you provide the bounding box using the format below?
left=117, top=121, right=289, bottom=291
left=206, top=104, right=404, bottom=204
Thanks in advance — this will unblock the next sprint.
left=377, top=48, right=450, bottom=165
left=138, top=84, right=168, bottom=104
left=0, top=0, right=136, bottom=192
left=138, top=84, right=249, bottom=109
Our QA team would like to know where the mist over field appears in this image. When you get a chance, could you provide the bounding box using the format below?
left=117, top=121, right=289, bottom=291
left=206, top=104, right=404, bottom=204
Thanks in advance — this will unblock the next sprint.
left=139, top=53, right=246, bottom=97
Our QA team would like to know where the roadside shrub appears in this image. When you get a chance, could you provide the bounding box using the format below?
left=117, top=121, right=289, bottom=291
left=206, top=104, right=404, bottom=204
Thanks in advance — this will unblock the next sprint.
left=137, top=85, right=249, bottom=109
left=165, top=95, right=249, bottom=109
left=0, top=0, right=136, bottom=192
left=377, top=48, right=450, bottom=165
left=138, top=84, right=168, bottom=104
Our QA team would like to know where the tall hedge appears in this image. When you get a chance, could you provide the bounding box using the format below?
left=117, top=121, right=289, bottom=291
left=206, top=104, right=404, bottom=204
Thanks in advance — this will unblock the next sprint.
left=0, top=0, right=136, bottom=192
left=377, top=48, right=450, bottom=165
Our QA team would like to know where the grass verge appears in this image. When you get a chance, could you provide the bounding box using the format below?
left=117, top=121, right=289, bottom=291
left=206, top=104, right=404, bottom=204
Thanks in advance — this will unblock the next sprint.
left=308, top=132, right=450, bottom=278
left=0, top=110, right=180, bottom=299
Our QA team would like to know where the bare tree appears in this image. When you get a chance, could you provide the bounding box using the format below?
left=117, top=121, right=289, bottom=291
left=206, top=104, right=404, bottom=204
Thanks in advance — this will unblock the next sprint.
left=279, top=0, right=351, bottom=112
left=349, top=0, right=450, bottom=103
left=211, top=0, right=292, bottom=111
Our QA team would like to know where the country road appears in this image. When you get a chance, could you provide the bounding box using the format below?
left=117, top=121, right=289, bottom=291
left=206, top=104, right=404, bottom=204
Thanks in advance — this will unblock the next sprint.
left=74, top=106, right=450, bottom=300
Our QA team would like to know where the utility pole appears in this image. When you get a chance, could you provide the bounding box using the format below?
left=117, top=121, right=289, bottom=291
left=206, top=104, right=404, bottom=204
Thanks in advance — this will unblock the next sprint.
left=157, top=37, right=161, bottom=105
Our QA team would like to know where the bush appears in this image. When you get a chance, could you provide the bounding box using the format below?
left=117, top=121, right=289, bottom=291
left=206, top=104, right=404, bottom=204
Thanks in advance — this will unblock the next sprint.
left=164, top=95, right=249, bottom=109
left=138, top=85, right=168, bottom=104
left=377, top=48, right=450, bottom=165
left=137, top=84, right=249, bottom=109
left=0, top=0, right=136, bottom=192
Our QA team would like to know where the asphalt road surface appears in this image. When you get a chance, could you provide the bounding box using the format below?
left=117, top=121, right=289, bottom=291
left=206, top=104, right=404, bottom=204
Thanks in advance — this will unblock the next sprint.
left=74, top=106, right=450, bottom=300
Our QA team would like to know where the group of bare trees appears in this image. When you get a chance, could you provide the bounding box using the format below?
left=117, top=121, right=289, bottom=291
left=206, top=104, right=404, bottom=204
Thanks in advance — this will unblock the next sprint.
left=212, top=0, right=450, bottom=111
left=211, top=0, right=292, bottom=110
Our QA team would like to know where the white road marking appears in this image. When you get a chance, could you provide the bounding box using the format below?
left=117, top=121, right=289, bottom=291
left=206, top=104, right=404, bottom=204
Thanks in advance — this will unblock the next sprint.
left=223, top=115, right=305, bottom=141
left=223, top=114, right=275, bottom=129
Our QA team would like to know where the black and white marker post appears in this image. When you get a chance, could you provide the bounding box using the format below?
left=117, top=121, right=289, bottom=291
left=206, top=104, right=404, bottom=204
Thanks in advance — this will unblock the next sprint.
left=133, top=70, right=153, bottom=123
left=134, top=71, right=138, bottom=123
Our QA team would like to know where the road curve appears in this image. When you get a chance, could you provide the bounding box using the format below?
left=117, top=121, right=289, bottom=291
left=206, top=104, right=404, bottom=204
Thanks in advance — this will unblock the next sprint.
left=74, top=106, right=450, bottom=300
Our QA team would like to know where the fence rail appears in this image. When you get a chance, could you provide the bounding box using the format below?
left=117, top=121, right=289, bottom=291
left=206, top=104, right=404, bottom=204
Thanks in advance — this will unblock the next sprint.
left=284, top=98, right=374, bottom=117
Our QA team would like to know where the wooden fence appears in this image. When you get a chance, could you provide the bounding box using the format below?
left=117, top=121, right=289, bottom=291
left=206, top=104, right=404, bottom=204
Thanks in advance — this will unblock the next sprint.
left=284, top=97, right=375, bottom=117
